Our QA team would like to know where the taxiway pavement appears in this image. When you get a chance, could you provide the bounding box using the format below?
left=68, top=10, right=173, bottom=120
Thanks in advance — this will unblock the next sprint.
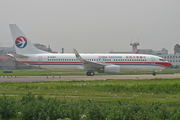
left=0, top=74, right=180, bottom=82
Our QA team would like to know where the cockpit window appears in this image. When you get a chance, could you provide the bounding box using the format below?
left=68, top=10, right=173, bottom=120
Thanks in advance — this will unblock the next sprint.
left=159, top=59, right=166, bottom=61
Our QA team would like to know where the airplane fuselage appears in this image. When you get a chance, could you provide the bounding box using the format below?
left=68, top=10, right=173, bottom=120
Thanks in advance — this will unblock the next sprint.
left=17, top=53, right=170, bottom=71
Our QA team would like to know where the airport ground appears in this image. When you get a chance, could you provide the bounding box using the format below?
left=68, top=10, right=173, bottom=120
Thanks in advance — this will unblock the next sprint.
left=1, top=70, right=180, bottom=119
left=0, top=75, right=180, bottom=106
left=0, top=73, right=180, bottom=103
left=0, top=69, right=180, bottom=100
left=0, top=69, right=180, bottom=76
left=1, top=74, right=180, bottom=82
left=0, top=69, right=180, bottom=82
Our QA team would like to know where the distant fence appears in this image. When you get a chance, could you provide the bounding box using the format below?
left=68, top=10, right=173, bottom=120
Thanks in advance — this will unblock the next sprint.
left=16, top=66, right=45, bottom=70
left=0, top=66, right=15, bottom=70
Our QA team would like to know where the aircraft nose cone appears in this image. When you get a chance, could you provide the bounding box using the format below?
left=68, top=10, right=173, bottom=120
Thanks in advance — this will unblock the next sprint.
left=167, top=62, right=171, bottom=67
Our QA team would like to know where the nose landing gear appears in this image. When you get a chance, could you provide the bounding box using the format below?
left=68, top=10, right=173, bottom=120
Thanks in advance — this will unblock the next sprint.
left=153, top=72, right=156, bottom=76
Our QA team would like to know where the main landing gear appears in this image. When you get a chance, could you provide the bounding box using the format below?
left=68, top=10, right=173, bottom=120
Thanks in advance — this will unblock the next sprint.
left=86, top=71, right=94, bottom=76
left=153, top=72, right=156, bottom=76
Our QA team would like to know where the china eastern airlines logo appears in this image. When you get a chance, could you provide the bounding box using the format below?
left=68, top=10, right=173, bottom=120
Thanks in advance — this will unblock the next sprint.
left=15, top=36, right=27, bottom=48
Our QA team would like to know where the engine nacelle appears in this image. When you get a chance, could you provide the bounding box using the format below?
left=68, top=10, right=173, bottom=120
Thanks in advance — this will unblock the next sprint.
left=104, top=65, right=120, bottom=73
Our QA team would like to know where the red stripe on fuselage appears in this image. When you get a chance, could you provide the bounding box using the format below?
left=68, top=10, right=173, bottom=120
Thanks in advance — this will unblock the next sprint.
left=155, top=62, right=170, bottom=67
left=20, top=61, right=171, bottom=67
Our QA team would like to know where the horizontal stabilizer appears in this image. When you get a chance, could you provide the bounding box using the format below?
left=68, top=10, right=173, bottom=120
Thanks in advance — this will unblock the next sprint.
left=7, top=53, right=28, bottom=58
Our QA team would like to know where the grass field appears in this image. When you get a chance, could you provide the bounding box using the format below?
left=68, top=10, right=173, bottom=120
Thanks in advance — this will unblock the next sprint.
left=1, top=69, right=180, bottom=119
left=1, top=78, right=180, bottom=104
left=0, top=69, right=180, bottom=76
left=1, top=69, right=180, bottom=103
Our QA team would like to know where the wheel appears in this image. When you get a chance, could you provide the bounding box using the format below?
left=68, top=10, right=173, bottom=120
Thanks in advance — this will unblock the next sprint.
left=153, top=72, right=156, bottom=76
left=90, top=71, right=94, bottom=76
left=86, top=71, right=90, bottom=76
left=86, top=71, right=94, bottom=76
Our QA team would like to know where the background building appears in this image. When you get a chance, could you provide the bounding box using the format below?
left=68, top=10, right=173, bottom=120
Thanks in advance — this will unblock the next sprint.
left=110, top=42, right=168, bottom=56
left=0, top=56, right=16, bottom=70
left=174, top=44, right=180, bottom=54
left=159, top=54, right=180, bottom=68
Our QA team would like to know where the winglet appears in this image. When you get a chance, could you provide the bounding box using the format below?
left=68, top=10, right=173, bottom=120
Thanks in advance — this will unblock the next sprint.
left=73, top=49, right=84, bottom=62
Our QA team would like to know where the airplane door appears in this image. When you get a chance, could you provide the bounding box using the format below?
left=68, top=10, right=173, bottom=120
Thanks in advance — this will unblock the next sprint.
left=100, top=58, right=105, bottom=63
left=38, top=56, right=42, bottom=64
left=151, top=57, right=155, bottom=64
left=98, top=56, right=104, bottom=63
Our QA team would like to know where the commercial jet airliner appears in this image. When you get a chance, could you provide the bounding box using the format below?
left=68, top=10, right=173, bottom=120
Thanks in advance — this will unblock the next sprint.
left=9, top=24, right=170, bottom=76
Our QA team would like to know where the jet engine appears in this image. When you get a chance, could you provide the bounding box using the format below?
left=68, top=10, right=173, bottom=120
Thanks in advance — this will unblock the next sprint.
left=97, top=65, right=120, bottom=73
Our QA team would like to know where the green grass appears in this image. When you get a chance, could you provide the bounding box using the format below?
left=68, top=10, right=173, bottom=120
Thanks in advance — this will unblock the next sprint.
left=0, top=69, right=180, bottom=76
left=1, top=78, right=180, bottom=119
left=1, top=78, right=180, bottom=104
left=2, top=92, right=180, bottom=120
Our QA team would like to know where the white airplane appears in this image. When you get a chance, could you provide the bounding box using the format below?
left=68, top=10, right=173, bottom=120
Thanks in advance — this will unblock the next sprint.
left=9, top=24, right=170, bottom=76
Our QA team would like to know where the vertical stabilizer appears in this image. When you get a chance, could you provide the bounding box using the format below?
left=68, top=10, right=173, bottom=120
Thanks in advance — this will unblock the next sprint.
left=9, top=24, right=49, bottom=54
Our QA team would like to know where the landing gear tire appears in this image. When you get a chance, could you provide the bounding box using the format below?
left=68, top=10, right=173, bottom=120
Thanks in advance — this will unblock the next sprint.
left=153, top=72, right=156, bottom=76
left=86, top=71, right=94, bottom=76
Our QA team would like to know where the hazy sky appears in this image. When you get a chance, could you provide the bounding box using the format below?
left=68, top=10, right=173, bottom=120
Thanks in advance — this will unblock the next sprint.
left=0, top=0, right=180, bottom=54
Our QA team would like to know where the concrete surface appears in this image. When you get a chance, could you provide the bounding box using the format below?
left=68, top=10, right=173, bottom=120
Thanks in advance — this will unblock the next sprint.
left=0, top=74, right=180, bottom=82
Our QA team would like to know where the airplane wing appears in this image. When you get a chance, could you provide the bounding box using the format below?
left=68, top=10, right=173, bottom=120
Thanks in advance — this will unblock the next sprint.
left=73, top=49, right=105, bottom=70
